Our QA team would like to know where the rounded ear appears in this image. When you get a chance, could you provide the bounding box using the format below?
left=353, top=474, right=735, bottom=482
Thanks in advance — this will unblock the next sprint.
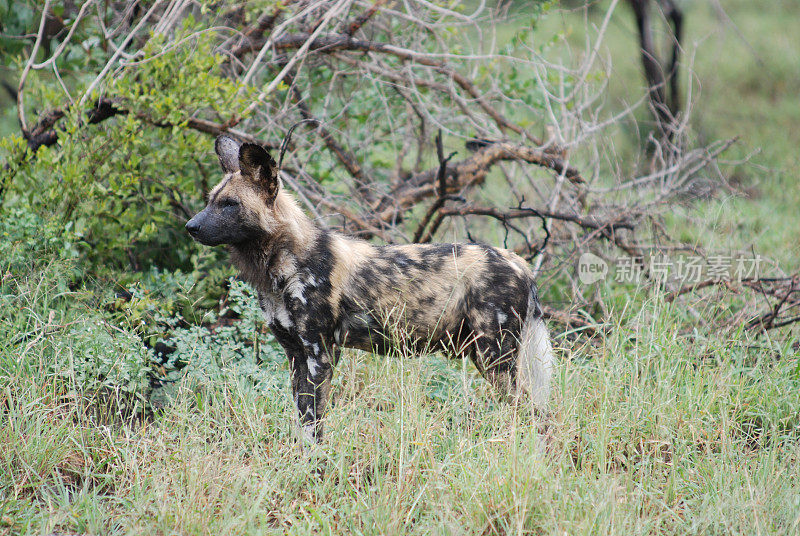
left=239, top=143, right=279, bottom=199
left=215, top=136, right=241, bottom=173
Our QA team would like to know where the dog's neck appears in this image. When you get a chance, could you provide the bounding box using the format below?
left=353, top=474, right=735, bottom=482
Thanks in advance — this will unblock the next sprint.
left=229, top=190, right=319, bottom=295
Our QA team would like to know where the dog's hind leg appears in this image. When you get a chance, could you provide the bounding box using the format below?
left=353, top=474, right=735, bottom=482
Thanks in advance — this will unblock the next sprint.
left=469, top=290, right=554, bottom=413
left=469, top=331, right=519, bottom=400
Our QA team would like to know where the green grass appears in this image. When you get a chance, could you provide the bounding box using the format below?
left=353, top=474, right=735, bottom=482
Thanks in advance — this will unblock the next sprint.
left=3, top=1, right=800, bottom=534
left=2, top=283, right=799, bottom=534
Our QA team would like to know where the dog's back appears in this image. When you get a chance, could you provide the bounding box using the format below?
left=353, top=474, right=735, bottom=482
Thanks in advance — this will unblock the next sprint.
left=327, top=239, right=534, bottom=354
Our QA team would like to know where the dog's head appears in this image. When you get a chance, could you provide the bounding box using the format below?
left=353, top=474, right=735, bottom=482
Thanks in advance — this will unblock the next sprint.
left=186, top=136, right=281, bottom=246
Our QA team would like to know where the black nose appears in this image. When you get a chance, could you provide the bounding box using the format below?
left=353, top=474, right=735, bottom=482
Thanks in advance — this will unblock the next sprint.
left=185, top=219, right=199, bottom=237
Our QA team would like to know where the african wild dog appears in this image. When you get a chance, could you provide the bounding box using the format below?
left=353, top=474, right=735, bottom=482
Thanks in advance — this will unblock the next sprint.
left=186, top=136, right=555, bottom=444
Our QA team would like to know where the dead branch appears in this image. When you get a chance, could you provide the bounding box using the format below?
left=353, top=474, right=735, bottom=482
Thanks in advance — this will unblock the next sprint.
left=412, top=130, right=456, bottom=243
left=664, top=274, right=800, bottom=335
left=228, top=6, right=287, bottom=61
left=540, top=305, right=605, bottom=338
left=373, top=141, right=585, bottom=226
left=744, top=276, right=800, bottom=332
left=289, top=83, right=368, bottom=193
left=345, top=0, right=386, bottom=36
left=18, top=98, right=277, bottom=154
left=267, top=32, right=549, bottom=142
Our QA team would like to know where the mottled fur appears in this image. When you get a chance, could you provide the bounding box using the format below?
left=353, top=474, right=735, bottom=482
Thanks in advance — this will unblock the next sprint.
left=186, top=137, right=555, bottom=444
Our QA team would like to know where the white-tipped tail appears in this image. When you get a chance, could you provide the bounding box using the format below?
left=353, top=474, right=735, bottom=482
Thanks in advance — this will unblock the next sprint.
left=516, top=296, right=555, bottom=409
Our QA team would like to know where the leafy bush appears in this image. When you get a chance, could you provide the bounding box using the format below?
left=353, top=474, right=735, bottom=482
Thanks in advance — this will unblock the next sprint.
left=0, top=206, right=82, bottom=276
left=0, top=205, right=287, bottom=419
left=1, top=119, right=213, bottom=275
left=0, top=19, right=253, bottom=277
left=157, top=279, right=288, bottom=398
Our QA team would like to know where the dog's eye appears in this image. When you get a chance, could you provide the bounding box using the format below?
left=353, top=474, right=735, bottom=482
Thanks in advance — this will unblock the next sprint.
left=221, top=198, right=239, bottom=208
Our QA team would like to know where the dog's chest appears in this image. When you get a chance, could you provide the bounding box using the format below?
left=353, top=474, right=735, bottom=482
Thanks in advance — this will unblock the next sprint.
left=258, top=271, right=322, bottom=330
left=258, top=291, right=293, bottom=329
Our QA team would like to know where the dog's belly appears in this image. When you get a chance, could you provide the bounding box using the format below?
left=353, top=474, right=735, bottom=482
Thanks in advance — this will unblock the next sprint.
left=335, top=314, right=393, bottom=354
left=334, top=304, right=469, bottom=357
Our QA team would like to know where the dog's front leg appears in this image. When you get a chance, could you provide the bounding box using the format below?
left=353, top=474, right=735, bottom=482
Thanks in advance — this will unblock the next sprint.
left=290, top=337, right=334, bottom=447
